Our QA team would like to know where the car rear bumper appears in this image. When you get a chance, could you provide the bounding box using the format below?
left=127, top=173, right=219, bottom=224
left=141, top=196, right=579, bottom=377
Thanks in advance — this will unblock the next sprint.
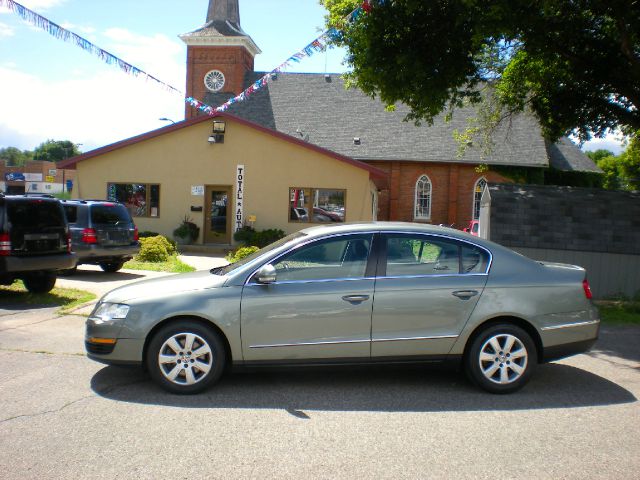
left=0, top=252, right=77, bottom=275
left=75, top=243, right=139, bottom=264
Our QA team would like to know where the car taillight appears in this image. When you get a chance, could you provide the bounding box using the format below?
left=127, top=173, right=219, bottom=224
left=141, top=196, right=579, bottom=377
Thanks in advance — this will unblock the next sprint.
left=82, top=228, right=98, bottom=244
left=67, top=232, right=72, bottom=253
left=583, top=278, right=593, bottom=299
left=133, top=226, right=139, bottom=242
left=0, top=233, right=10, bottom=256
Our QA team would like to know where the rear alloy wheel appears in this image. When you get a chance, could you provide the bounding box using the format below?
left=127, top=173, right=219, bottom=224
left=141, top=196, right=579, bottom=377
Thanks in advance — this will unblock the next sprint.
left=466, top=324, right=537, bottom=394
left=22, top=273, right=57, bottom=294
left=99, top=261, right=124, bottom=273
left=146, top=320, right=226, bottom=394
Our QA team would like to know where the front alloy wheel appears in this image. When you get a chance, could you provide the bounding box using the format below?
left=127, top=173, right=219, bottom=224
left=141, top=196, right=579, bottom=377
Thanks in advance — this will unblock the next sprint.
left=466, top=324, right=537, bottom=394
left=147, top=320, right=225, bottom=394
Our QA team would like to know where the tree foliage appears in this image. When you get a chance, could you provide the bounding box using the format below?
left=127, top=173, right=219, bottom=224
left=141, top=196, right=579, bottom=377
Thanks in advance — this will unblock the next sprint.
left=0, top=147, right=32, bottom=166
left=322, top=0, right=640, bottom=142
left=587, top=135, right=640, bottom=190
left=33, top=139, right=82, bottom=162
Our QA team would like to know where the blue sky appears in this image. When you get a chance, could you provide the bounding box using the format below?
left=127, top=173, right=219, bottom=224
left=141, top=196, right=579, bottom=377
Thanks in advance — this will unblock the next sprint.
left=0, top=0, right=624, bottom=154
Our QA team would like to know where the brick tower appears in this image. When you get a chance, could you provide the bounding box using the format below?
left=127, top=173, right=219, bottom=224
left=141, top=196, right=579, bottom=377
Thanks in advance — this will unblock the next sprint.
left=180, top=0, right=261, bottom=119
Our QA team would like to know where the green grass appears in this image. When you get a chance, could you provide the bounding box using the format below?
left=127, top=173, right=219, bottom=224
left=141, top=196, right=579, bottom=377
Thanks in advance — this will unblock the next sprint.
left=596, top=301, right=640, bottom=325
left=0, top=280, right=96, bottom=314
left=124, top=255, right=195, bottom=273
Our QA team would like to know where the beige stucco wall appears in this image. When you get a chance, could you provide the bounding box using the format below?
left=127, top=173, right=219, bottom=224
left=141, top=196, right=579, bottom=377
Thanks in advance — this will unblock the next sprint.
left=74, top=118, right=375, bottom=244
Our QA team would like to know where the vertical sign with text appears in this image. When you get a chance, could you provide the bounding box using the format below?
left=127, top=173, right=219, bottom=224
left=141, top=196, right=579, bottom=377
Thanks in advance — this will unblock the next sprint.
left=235, top=165, right=245, bottom=232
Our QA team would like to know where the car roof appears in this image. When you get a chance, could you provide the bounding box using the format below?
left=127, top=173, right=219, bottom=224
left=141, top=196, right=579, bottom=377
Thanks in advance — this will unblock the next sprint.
left=300, top=221, right=470, bottom=239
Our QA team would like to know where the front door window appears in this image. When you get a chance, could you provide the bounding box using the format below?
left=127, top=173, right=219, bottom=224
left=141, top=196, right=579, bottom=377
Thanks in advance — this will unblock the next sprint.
left=204, top=187, right=230, bottom=244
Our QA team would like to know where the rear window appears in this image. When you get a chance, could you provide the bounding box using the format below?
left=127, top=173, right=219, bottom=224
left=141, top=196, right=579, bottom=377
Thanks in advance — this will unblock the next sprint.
left=90, top=204, right=132, bottom=225
left=7, top=200, right=66, bottom=228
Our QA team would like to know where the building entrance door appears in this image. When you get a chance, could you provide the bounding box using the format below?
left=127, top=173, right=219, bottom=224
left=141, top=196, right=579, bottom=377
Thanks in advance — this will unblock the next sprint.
left=204, top=186, right=232, bottom=244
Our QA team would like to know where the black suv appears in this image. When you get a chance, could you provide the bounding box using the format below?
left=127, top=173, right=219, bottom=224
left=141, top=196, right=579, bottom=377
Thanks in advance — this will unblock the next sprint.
left=62, top=200, right=139, bottom=273
left=0, top=194, right=76, bottom=293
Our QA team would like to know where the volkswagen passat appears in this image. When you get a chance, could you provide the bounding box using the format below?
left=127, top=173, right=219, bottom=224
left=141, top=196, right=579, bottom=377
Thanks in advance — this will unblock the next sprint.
left=86, top=222, right=599, bottom=394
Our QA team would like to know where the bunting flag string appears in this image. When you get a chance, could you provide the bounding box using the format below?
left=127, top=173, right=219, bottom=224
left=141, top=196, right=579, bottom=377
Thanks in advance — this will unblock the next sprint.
left=1, top=0, right=380, bottom=117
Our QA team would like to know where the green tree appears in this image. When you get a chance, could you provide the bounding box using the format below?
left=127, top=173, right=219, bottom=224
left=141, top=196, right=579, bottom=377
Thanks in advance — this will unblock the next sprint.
left=0, top=147, right=32, bottom=166
left=585, top=149, right=616, bottom=164
left=33, top=140, right=82, bottom=162
left=322, top=0, right=640, bottom=142
left=591, top=135, right=640, bottom=190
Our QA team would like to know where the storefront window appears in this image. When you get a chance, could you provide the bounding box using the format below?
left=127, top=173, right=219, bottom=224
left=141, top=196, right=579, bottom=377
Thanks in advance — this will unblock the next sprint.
left=107, top=183, right=160, bottom=218
left=289, top=187, right=346, bottom=223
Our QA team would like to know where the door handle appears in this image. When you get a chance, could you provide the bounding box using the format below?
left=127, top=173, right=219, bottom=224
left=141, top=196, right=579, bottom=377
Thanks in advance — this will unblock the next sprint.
left=452, top=290, right=478, bottom=299
left=342, top=294, right=370, bottom=304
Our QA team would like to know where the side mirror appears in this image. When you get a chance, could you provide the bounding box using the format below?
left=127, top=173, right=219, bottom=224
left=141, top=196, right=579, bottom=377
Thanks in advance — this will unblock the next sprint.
left=254, top=264, right=276, bottom=284
left=463, top=228, right=469, bottom=233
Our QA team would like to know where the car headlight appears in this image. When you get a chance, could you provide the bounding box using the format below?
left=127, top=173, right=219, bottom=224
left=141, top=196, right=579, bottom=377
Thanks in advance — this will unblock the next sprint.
left=91, top=302, right=130, bottom=323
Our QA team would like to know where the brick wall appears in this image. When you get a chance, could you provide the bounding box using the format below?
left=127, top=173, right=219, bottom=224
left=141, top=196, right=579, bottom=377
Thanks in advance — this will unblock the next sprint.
left=366, top=161, right=509, bottom=228
left=185, top=46, right=254, bottom=119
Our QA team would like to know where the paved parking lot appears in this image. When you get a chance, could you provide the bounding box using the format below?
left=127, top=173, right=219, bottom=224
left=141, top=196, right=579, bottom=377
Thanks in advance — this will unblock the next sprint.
left=0, top=266, right=639, bottom=479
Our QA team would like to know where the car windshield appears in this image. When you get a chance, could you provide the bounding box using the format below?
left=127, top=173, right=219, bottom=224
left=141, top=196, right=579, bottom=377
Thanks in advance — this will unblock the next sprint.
left=91, top=204, right=131, bottom=225
left=7, top=200, right=65, bottom=228
left=211, top=231, right=307, bottom=276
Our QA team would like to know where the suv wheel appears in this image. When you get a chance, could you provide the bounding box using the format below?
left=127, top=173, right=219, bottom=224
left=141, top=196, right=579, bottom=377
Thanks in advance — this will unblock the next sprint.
left=100, top=261, right=124, bottom=273
left=22, top=273, right=57, bottom=294
left=146, top=320, right=226, bottom=394
left=465, top=324, right=537, bottom=394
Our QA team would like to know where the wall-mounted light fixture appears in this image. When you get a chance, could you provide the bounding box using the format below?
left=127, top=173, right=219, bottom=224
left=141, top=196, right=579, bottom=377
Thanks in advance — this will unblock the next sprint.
left=208, top=120, right=226, bottom=144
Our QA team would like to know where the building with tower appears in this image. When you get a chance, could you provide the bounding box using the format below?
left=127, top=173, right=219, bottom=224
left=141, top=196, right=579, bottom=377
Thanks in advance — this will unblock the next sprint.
left=61, top=0, right=599, bottom=246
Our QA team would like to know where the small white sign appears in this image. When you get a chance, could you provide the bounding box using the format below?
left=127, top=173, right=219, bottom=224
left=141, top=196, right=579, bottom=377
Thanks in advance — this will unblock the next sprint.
left=24, top=173, right=43, bottom=182
left=235, top=165, right=245, bottom=232
left=48, top=169, right=57, bottom=176
left=191, top=185, right=204, bottom=196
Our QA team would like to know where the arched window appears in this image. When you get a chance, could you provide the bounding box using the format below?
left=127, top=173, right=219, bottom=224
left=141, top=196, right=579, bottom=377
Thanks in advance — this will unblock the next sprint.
left=472, top=177, right=487, bottom=220
left=414, top=175, right=432, bottom=220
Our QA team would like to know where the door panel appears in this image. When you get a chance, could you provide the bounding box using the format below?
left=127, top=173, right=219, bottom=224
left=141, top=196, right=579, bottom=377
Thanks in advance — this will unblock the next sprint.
left=241, top=279, right=374, bottom=361
left=204, top=186, right=231, bottom=244
left=371, top=233, right=489, bottom=357
left=240, top=233, right=375, bottom=361
left=372, top=275, right=486, bottom=356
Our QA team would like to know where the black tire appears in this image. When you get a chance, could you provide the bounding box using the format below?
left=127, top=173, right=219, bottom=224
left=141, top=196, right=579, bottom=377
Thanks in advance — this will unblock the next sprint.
left=465, top=324, right=537, bottom=394
left=99, top=261, right=124, bottom=273
left=22, top=273, right=57, bottom=294
left=146, top=320, right=226, bottom=394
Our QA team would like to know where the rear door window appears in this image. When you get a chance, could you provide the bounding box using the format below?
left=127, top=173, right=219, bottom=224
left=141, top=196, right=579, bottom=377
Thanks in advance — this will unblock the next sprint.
left=91, top=204, right=132, bottom=225
left=63, top=205, right=78, bottom=224
left=7, top=200, right=65, bottom=228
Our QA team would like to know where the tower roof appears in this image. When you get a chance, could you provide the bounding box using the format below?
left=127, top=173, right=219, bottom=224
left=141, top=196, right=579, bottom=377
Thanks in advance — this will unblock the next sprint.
left=179, top=0, right=260, bottom=55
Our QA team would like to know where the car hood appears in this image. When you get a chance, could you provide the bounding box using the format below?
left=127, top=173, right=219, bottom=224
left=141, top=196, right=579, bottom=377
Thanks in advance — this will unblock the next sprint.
left=101, top=270, right=227, bottom=304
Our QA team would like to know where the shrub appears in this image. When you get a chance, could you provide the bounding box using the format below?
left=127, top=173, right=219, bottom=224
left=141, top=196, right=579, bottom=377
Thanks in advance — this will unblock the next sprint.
left=137, top=236, right=169, bottom=263
left=233, top=227, right=285, bottom=248
left=225, top=246, right=260, bottom=263
left=155, top=235, right=177, bottom=255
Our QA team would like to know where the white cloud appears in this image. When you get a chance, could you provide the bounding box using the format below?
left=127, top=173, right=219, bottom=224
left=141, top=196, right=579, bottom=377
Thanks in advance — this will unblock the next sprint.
left=0, top=61, right=185, bottom=151
left=60, top=22, right=96, bottom=35
left=0, top=21, right=14, bottom=36
left=102, top=27, right=185, bottom=89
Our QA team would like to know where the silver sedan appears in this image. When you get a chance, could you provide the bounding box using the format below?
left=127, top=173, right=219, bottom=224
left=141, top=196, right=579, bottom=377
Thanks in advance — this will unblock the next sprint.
left=85, top=222, right=599, bottom=394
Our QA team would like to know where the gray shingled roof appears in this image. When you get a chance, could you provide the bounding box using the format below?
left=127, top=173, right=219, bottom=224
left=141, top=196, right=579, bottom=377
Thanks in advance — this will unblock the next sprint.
left=485, top=183, right=640, bottom=254
left=546, top=138, right=602, bottom=173
left=206, top=72, right=598, bottom=172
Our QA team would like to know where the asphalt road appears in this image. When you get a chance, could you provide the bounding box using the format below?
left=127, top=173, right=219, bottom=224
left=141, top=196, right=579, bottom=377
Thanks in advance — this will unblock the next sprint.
left=0, top=296, right=638, bottom=479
